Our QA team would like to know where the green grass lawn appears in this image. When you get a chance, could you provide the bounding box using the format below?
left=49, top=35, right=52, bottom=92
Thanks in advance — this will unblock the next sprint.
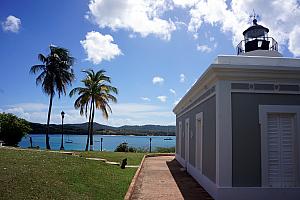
left=76, top=151, right=144, bottom=165
left=0, top=148, right=144, bottom=200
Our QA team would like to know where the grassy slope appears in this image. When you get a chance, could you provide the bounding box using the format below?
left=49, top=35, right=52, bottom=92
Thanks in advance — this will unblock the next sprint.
left=0, top=148, right=144, bottom=200
left=77, top=151, right=144, bottom=165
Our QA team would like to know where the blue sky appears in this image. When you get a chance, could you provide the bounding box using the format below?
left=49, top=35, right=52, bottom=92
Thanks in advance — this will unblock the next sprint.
left=0, top=0, right=299, bottom=126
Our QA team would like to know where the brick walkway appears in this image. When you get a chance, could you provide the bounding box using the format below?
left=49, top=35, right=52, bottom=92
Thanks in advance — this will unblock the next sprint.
left=130, top=156, right=213, bottom=200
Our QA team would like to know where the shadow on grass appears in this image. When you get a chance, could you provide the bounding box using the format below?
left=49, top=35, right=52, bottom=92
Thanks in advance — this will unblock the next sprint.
left=166, top=159, right=214, bottom=200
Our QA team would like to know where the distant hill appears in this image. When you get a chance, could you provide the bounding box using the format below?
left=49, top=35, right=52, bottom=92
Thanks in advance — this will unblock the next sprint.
left=119, top=125, right=175, bottom=131
left=29, top=122, right=176, bottom=136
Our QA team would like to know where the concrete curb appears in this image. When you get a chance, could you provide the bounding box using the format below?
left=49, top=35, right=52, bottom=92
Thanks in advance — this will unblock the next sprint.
left=123, top=153, right=175, bottom=200
left=124, top=154, right=147, bottom=200
left=146, top=153, right=175, bottom=157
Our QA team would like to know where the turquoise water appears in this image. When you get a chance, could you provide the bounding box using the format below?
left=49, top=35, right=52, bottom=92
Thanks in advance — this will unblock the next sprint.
left=19, top=134, right=176, bottom=151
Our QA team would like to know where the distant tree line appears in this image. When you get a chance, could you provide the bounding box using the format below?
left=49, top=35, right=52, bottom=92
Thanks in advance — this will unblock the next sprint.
left=28, top=122, right=175, bottom=136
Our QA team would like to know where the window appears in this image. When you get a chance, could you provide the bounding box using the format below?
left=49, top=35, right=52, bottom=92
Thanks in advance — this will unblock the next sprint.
left=259, top=105, right=300, bottom=187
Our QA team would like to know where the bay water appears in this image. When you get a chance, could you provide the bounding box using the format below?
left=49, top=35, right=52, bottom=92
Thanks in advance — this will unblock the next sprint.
left=19, top=134, right=176, bottom=151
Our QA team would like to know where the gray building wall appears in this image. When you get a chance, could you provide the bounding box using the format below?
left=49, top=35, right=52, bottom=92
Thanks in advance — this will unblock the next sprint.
left=176, top=95, right=216, bottom=183
left=231, top=93, right=300, bottom=187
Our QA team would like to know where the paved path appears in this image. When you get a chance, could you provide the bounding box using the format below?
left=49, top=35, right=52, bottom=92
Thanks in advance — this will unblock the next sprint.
left=131, top=156, right=213, bottom=200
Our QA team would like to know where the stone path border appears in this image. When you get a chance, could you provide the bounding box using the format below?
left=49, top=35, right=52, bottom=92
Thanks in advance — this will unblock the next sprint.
left=124, top=153, right=175, bottom=200
left=126, top=154, right=213, bottom=200
left=124, top=155, right=147, bottom=200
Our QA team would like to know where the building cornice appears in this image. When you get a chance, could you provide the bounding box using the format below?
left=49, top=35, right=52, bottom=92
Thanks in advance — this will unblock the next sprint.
left=173, top=55, right=300, bottom=115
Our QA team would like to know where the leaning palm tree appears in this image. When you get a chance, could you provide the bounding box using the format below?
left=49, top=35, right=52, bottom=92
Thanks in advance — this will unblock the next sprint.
left=30, top=45, right=75, bottom=149
left=70, top=69, right=118, bottom=151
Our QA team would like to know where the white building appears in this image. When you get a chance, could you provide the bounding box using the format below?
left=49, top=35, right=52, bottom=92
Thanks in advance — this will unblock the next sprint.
left=173, top=18, right=300, bottom=200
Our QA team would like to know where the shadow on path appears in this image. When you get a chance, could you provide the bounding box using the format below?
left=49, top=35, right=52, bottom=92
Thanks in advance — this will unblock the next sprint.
left=166, top=159, right=214, bottom=200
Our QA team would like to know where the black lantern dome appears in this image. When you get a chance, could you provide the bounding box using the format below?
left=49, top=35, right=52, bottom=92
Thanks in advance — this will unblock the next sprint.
left=243, top=18, right=269, bottom=38
left=237, top=18, right=278, bottom=55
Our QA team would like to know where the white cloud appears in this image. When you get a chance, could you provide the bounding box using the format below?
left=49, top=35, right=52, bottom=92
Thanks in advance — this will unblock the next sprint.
left=169, top=89, right=176, bottom=95
left=87, top=0, right=176, bottom=40
left=1, top=102, right=175, bottom=126
left=193, top=33, right=198, bottom=39
left=83, top=0, right=300, bottom=56
left=157, top=95, right=167, bottom=102
left=288, top=26, right=300, bottom=56
left=2, top=15, right=21, bottom=33
left=2, top=103, right=51, bottom=123
left=173, top=0, right=197, bottom=8
left=141, top=97, right=151, bottom=101
left=7, top=103, right=48, bottom=112
left=128, top=33, right=137, bottom=38
left=196, top=44, right=212, bottom=53
left=152, top=76, right=164, bottom=85
left=186, top=0, right=300, bottom=57
left=180, top=73, right=186, bottom=83
left=98, top=103, right=175, bottom=126
left=80, top=31, right=122, bottom=64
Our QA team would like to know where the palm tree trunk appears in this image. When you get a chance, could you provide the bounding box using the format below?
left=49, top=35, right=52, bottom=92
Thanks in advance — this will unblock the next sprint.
left=90, top=99, right=95, bottom=151
left=85, top=103, right=92, bottom=151
left=46, top=93, right=53, bottom=150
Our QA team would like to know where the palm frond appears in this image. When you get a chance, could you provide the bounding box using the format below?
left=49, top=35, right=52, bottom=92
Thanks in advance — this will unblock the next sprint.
left=38, top=54, right=47, bottom=63
left=30, top=65, right=45, bottom=74
left=35, top=71, right=46, bottom=85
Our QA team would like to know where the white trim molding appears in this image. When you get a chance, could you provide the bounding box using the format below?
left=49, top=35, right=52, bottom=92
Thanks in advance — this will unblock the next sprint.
left=178, top=121, right=182, bottom=156
left=216, top=80, right=232, bottom=187
left=187, top=162, right=218, bottom=199
left=259, top=105, right=300, bottom=188
left=176, top=153, right=186, bottom=168
left=195, top=112, right=203, bottom=173
left=174, top=55, right=300, bottom=115
left=185, top=118, right=190, bottom=164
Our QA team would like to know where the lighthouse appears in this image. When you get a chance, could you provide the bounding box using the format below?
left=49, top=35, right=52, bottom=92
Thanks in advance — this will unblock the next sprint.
left=174, top=16, right=300, bottom=200
left=237, top=17, right=282, bottom=57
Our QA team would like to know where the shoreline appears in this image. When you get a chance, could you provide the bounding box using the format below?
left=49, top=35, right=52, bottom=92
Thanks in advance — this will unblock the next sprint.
left=28, top=132, right=176, bottom=136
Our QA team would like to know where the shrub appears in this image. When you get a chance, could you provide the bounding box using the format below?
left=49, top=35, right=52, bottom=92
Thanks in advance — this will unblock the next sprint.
left=154, top=146, right=175, bottom=153
left=115, top=143, right=129, bottom=152
left=128, top=146, right=136, bottom=152
left=0, top=113, right=32, bottom=146
left=114, top=142, right=139, bottom=152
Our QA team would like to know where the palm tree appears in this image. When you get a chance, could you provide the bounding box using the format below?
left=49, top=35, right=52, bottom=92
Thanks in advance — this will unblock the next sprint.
left=70, top=69, right=118, bottom=151
left=30, top=45, right=75, bottom=150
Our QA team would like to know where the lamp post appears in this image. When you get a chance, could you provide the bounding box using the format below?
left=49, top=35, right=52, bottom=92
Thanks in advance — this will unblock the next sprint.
left=60, top=111, right=65, bottom=150
left=149, top=137, right=152, bottom=153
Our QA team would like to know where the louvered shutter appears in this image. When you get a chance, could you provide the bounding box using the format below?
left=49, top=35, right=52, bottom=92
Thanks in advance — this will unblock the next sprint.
left=267, top=114, right=281, bottom=187
left=280, top=114, right=297, bottom=187
left=267, top=113, right=297, bottom=187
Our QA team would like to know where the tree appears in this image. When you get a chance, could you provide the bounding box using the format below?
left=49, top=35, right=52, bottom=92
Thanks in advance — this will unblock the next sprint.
left=70, top=69, right=118, bottom=151
left=30, top=45, right=75, bottom=149
left=0, top=113, right=32, bottom=146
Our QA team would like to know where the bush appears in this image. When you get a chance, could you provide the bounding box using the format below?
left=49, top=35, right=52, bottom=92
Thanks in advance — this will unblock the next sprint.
left=114, top=143, right=138, bottom=152
left=154, top=146, right=175, bottom=153
left=115, top=143, right=129, bottom=152
left=0, top=113, right=32, bottom=146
